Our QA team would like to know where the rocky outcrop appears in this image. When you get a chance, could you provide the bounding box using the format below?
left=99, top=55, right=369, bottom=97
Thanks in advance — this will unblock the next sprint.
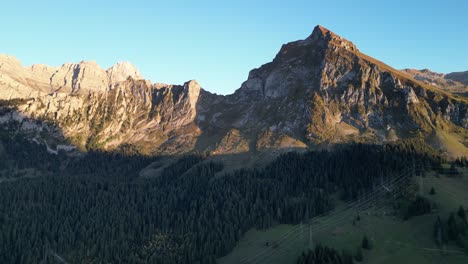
left=107, top=62, right=143, bottom=85
left=445, top=71, right=468, bottom=86
left=3, top=78, right=202, bottom=154
left=0, top=55, right=142, bottom=95
left=49, top=61, right=109, bottom=93
left=0, top=26, right=467, bottom=156
left=402, top=68, right=468, bottom=95
left=0, top=55, right=52, bottom=98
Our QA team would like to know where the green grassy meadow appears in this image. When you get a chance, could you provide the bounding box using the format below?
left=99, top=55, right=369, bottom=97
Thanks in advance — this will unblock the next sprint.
left=219, top=168, right=468, bottom=264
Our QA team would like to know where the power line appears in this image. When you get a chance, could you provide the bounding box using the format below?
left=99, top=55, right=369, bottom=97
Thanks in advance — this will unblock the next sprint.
left=255, top=180, right=420, bottom=264
left=48, top=250, right=69, bottom=264
left=239, top=166, right=413, bottom=263
left=265, top=168, right=432, bottom=262
left=241, top=167, right=414, bottom=263
left=240, top=166, right=418, bottom=264
left=252, top=167, right=468, bottom=264
left=241, top=166, right=468, bottom=264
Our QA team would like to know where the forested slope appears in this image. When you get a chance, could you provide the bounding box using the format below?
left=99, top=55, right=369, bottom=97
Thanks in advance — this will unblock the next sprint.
left=0, top=128, right=444, bottom=263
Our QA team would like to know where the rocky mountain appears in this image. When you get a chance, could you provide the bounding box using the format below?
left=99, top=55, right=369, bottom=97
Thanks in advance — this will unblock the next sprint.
left=0, top=26, right=467, bottom=158
left=0, top=55, right=142, bottom=98
left=445, top=71, right=468, bottom=86
left=402, top=68, right=468, bottom=95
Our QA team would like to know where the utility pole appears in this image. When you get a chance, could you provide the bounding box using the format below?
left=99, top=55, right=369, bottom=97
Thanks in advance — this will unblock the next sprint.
left=412, top=157, right=424, bottom=196
left=309, top=223, right=313, bottom=250
left=420, top=175, right=424, bottom=196
left=301, top=221, right=305, bottom=250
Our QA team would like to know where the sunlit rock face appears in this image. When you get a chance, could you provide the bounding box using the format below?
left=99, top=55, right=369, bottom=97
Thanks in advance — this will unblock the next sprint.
left=0, top=25, right=466, bottom=155
left=107, top=61, right=143, bottom=85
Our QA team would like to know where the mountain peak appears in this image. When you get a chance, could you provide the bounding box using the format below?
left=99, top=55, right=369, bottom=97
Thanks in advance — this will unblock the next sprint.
left=184, top=80, right=201, bottom=110
left=107, top=61, right=142, bottom=85
left=79, top=60, right=99, bottom=65
left=109, top=61, right=138, bottom=70
left=184, top=79, right=200, bottom=87
left=306, top=25, right=336, bottom=42
left=310, top=25, right=332, bottom=39
left=0, top=54, right=22, bottom=69
left=307, top=25, right=358, bottom=52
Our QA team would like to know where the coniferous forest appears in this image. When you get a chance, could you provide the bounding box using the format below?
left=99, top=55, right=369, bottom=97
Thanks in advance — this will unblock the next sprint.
left=296, top=244, right=354, bottom=264
left=0, top=129, right=443, bottom=263
left=433, top=206, right=468, bottom=252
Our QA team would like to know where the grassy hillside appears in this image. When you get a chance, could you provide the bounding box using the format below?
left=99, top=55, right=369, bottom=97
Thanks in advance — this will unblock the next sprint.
left=426, top=129, right=468, bottom=160
left=219, top=167, right=468, bottom=264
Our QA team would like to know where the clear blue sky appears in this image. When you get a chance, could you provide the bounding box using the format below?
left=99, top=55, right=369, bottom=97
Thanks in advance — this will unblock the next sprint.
left=2, top=0, right=467, bottom=94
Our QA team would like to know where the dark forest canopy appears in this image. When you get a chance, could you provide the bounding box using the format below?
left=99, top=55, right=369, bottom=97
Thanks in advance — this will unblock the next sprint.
left=297, top=244, right=355, bottom=264
left=434, top=206, right=468, bottom=252
left=0, top=130, right=445, bottom=263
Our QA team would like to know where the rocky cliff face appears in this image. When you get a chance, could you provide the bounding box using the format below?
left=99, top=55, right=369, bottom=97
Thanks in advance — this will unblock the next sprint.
left=0, top=56, right=142, bottom=97
left=0, top=26, right=467, bottom=156
left=198, top=26, right=467, bottom=151
left=2, top=79, right=202, bottom=154
left=107, top=62, right=143, bottom=85
left=0, top=55, right=52, bottom=98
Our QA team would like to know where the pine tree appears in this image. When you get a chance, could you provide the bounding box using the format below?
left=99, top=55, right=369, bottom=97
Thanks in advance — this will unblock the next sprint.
left=362, top=235, right=372, bottom=250
left=458, top=206, right=467, bottom=222
left=447, top=213, right=460, bottom=240
left=434, top=216, right=444, bottom=247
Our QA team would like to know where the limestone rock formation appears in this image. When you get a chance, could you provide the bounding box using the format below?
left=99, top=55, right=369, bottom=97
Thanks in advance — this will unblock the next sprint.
left=107, top=61, right=143, bottom=85
left=0, top=55, right=52, bottom=98
left=49, top=61, right=108, bottom=93
left=0, top=56, right=143, bottom=95
left=0, top=25, right=467, bottom=157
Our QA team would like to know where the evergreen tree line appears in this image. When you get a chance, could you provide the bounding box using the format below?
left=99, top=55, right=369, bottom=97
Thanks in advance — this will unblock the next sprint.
left=296, top=234, right=372, bottom=263
left=296, top=244, right=354, bottom=264
left=404, top=196, right=434, bottom=220
left=455, top=156, right=468, bottom=168
left=0, top=129, right=63, bottom=175
left=434, top=206, right=468, bottom=252
left=0, top=133, right=441, bottom=263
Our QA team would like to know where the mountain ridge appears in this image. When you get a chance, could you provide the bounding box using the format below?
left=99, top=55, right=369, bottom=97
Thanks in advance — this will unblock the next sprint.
left=0, top=25, right=466, bottom=157
left=0, top=54, right=143, bottom=97
left=402, top=68, right=468, bottom=95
